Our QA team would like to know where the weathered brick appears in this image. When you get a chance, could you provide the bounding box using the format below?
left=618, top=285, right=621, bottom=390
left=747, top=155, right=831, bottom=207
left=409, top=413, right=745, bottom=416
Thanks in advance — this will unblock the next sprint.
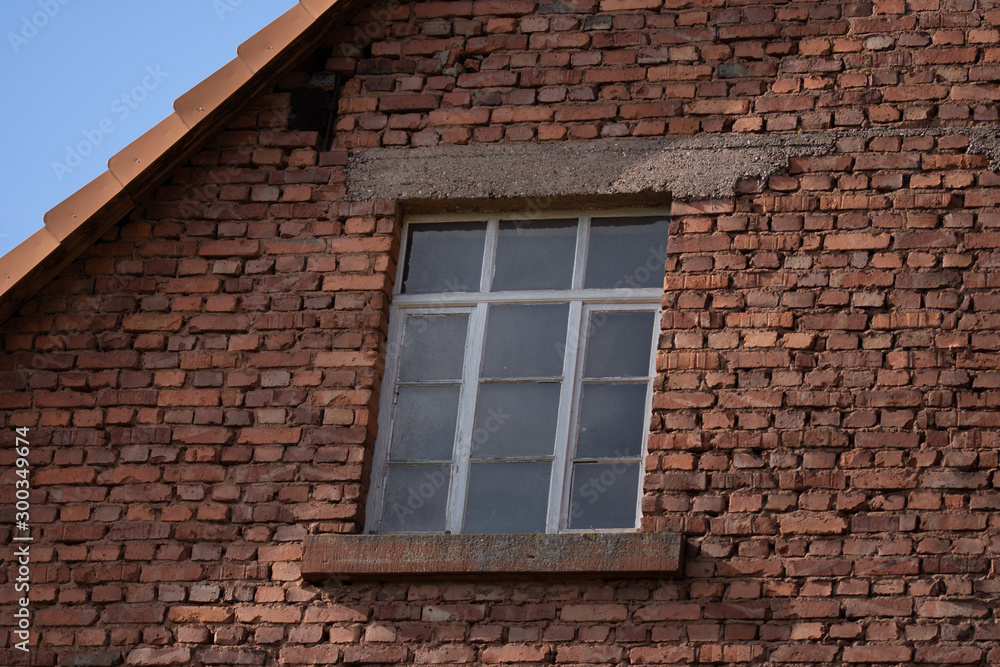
left=167, top=606, right=234, bottom=623
left=843, top=645, right=911, bottom=663
left=481, top=646, right=551, bottom=663
left=560, top=604, right=628, bottom=622
left=634, top=602, right=700, bottom=622
left=779, top=513, right=848, bottom=535
left=844, top=598, right=913, bottom=617
left=629, top=647, right=697, bottom=664
left=770, top=645, right=838, bottom=663
left=278, top=646, right=341, bottom=665
left=125, top=647, right=191, bottom=666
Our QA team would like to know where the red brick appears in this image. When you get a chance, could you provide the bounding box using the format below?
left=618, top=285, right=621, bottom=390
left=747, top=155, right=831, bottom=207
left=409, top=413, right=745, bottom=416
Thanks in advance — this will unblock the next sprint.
left=560, top=604, right=628, bottom=622
left=853, top=558, right=920, bottom=576
left=686, top=99, right=750, bottom=115
left=772, top=599, right=841, bottom=619
left=278, top=646, right=342, bottom=665
left=139, top=564, right=203, bottom=582
left=76, top=351, right=139, bottom=369
left=198, top=239, right=259, bottom=257
left=126, top=647, right=191, bottom=666
left=648, top=65, right=712, bottom=81
left=851, top=470, right=917, bottom=489
left=600, top=0, right=661, bottom=8
left=122, top=314, right=183, bottom=332
left=629, top=647, right=697, bottom=664
left=428, top=109, right=491, bottom=125
left=584, top=68, right=647, bottom=84
left=473, top=0, right=536, bottom=14
left=633, top=603, right=700, bottom=621
left=844, top=599, right=913, bottom=617
left=379, top=94, right=440, bottom=112
left=918, top=599, right=989, bottom=618
left=914, top=647, right=983, bottom=664
left=413, top=646, right=477, bottom=664
left=103, top=604, right=166, bottom=624
left=779, top=513, right=848, bottom=535
left=415, top=2, right=473, bottom=18
left=555, top=645, right=624, bottom=663
left=553, top=104, right=618, bottom=121
left=653, top=392, right=715, bottom=409
left=481, top=646, right=551, bottom=664
left=457, top=71, right=518, bottom=88
left=34, top=465, right=97, bottom=485
left=167, top=606, right=234, bottom=623
left=188, top=314, right=250, bottom=332
left=843, top=645, right=911, bottom=663
left=302, top=605, right=370, bottom=623
left=490, top=604, right=556, bottom=622
left=785, top=558, right=852, bottom=577
left=37, top=608, right=99, bottom=626
left=420, top=605, right=486, bottom=622
left=235, top=605, right=303, bottom=624
left=156, top=389, right=220, bottom=407
left=770, top=645, right=838, bottom=663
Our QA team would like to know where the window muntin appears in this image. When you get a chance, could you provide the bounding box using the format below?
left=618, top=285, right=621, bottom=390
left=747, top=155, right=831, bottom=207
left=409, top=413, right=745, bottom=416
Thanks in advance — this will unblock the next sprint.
left=368, top=210, right=668, bottom=535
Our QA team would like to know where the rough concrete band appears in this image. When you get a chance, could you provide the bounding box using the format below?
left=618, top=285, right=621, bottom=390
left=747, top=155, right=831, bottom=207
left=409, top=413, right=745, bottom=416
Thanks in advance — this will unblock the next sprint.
left=347, top=134, right=834, bottom=203
left=347, top=126, right=1000, bottom=204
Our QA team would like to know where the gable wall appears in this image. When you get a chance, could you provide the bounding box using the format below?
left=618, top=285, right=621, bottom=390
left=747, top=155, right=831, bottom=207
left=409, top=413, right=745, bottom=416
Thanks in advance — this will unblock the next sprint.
left=2, top=0, right=1000, bottom=665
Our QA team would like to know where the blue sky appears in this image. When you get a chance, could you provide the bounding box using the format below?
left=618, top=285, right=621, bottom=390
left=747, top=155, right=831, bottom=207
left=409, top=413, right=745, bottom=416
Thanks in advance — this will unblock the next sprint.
left=0, top=0, right=298, bottom=260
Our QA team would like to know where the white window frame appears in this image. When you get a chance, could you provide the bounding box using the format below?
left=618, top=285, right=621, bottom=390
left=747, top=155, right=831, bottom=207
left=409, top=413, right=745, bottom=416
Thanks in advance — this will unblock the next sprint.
left=365, top=208, right=666, bottom=534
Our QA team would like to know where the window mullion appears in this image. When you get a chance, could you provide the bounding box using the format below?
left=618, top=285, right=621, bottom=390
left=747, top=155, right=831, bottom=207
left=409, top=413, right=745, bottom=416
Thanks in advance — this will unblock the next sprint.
left=365, top=305, right=405, bottom=533
left=547, top=299, right=585, bottom=533
left=480, top=217, right=499, bottom=293
left=571, top=214, right=589, bottom=291
left=636, top=308, right=661, bottom=530
left=447, top=302, right=489, bottom=533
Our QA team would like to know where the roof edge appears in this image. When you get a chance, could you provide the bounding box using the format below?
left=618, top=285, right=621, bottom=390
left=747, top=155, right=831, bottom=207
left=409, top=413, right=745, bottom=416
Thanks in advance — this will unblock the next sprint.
left=0, top=0, right=367, bottom=325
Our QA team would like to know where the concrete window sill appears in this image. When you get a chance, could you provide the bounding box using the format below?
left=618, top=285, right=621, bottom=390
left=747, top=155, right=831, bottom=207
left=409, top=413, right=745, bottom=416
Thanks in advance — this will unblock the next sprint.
left=301, top=532, right=683, bottom=582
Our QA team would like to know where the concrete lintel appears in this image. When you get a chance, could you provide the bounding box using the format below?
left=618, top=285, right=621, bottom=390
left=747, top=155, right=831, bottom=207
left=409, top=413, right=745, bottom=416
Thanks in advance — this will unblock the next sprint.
left=969, top=126, right=1000, bottom=171
left=301, top=532, right=683, bottom=582
left=346, top=134, right=835, bottom=203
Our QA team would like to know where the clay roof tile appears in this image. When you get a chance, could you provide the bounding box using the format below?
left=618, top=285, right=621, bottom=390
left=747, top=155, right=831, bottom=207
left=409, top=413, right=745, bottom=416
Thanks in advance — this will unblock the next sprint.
left=0, top=228, right=60, bottom=297
left=107, top=114, right=189, bottom=190
left=237, top=4, right=315, bottom=74
left=43, top=171, right=131, bottom=244
left=173, top=58, right=255, bottom=129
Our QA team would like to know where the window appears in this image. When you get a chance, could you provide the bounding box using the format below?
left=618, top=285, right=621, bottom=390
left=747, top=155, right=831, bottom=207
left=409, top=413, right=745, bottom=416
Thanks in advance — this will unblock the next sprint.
left=366, top=209, right=669, bottom=535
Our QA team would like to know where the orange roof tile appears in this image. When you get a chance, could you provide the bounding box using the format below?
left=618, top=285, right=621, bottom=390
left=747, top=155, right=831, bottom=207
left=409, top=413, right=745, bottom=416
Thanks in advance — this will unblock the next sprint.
left=0, top=0, right=367, bottom=324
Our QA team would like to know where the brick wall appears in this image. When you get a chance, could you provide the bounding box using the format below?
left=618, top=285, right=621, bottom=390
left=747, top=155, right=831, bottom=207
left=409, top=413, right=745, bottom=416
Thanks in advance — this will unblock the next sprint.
left=2, top=0, right=1000, bottom=664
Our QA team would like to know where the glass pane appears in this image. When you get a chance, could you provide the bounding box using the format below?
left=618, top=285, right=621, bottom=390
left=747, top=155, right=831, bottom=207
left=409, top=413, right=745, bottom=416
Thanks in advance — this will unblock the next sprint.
left=398, top=315, right=469, bottom=382
left=390, top=386, right=460, bottom=461
left=492, top=219, right=577, bottom=291
left=472, top=382, right=561, bottom=458
left=568, top=462, right=640, bottom=530
left=464, top=462, right=550, bottom=533
left=481, top=304, right=569, bottom=378
left=576, top=384, right=648, bottom=459
left=584, top=311, right=656, bottom=379
left=585, top=216, right=669, bottom=289
left=403, top=222, right=487, bottom=294
left=380, top=465, right=450, bottom=532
